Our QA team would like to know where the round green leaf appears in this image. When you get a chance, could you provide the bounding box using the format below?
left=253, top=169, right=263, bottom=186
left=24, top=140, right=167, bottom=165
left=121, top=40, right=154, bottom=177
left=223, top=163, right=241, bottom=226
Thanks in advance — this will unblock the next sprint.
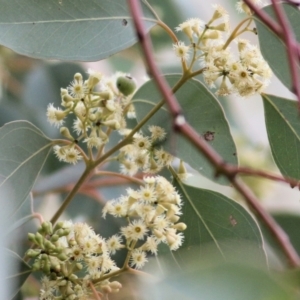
left=133, top=74, right=237, bottom=185
left=0, top=0, right=157, bottom=61
left=262, top=94, right=300, bottom=179
left=171, top=181, right=267, bottom=268
left=254, top=4, right=300, bottom=91
left=0, top=121, right=52, bottom=220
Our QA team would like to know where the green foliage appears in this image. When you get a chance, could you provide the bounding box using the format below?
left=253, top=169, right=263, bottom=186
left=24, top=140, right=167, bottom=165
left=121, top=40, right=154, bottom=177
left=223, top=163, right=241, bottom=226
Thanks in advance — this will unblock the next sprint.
left=262, top=94, right=300, bottom=179
left=150, top=263, right=294, bottom=300
left=0, top=0, right=300, bottom=299
left=0, top=0, right=157, bottom=61
left=0, top=121, right=52, bottom=220
left=165, top=180, right=267, bottom=271
left=133, top=75, right=237, bottom=185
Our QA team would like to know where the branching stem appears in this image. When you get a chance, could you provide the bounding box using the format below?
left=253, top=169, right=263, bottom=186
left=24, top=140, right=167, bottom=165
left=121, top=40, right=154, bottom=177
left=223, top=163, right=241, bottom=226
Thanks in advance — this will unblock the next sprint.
left=128, top=0, right=300, bottom=268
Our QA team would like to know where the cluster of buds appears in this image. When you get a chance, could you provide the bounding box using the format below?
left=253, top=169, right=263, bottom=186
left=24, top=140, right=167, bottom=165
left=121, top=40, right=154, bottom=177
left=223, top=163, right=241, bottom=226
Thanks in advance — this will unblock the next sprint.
left=47, top=70, right=137, bottom=164
left=173, top=3, right=272, bottom=97
left=26, top=221, right=121, bottom=299
left=118, top=125, right=173, bottom=175
left=103, top=176, right=187, bottom=268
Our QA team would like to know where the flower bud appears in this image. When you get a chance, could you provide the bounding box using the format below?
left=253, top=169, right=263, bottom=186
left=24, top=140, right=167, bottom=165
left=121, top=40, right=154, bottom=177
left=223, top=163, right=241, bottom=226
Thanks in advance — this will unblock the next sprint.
left=102, top=285, right=112, bottom=294
left=153, top=229, right=163, bottom=239
left=66, top=285, right=75, bottom=296
left=41, top=221, right=53, bottom=235
left=53, top=221, right=65, bottom=232
left=42, top=258, right=51, bottom=274
left=26, top=249, right=41, bottom=258
left=116, top=76, right=136, bottom=96
left=69, top=274, right=78, bottom=282
left=58, top=279, right=67, bottom=286
left=74, top=72, right=83, bottom=82
left=60, top=127, right=74, bottom=140
left=28, top=233, right=36, bottom=243
left=102, top=119, right=120, bottom=130
left=35, top=232, right=45, bottom=248
left=60, top=88, right=68, bottom=96
left=87, top=71, right=102, bottom=89
left=55, top=110, right=67, bottom=121
left=32, top=260, right=41, bottom=271
left=56, top=229, right=65, bottom=237
left=168, top=215, right=180, bottom=223
left=109, top=281, right=122, bottom=289
left=101, top=91, right=113, bottom=100
left=105, top=100, right=116, bottom=112
left=98, top=128, right=108, bottom=143
left=75, top=262, right=83, bottom=271
left=57, top=253, right=68, bottom=261
left=172, top=222, right=187, bottom=231
left=50, top=234, right=59, bottom=242
left=44, top=240, right=56, bottom=251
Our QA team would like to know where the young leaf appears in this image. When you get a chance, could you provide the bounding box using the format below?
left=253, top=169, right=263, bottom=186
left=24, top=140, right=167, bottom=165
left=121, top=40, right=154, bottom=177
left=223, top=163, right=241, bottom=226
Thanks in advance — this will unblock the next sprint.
left=0, top=0, right=157, bottom=61
left=262, top=94, right=300, bottom=180
left=172, top=181, right=267, bottom=268
left=0, top=121, right=52, bottom=220
left=132, top=74, right=237, bottom=185
left=254, top=4, right=300, bottom=91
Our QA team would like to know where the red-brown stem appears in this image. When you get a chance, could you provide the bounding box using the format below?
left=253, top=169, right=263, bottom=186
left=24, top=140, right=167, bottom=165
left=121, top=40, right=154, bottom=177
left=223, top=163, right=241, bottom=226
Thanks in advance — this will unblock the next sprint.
left=243, top=0, right=282, bottom=34
left=244, top=0, right=300, bottom=109
left=127, top=0, right=300, bottom=268
left=271, top=0, right=300, bottom=108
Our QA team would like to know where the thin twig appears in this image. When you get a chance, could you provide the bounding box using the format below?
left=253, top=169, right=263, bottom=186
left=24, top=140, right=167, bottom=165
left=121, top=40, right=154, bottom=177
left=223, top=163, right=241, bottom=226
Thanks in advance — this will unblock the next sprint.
left=127, top=0, right=300, bottom=268
left=243, top=0, right=282, bottom=35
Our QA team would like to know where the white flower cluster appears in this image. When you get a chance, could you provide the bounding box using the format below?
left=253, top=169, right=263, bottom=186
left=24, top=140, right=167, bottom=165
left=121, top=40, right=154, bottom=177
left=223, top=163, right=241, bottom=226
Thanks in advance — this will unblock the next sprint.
left=103, top=176, right=187, bottom=269
left=46, top=70, right=137, bottom=164
left=26, top=221, right=121, bottom=299
left=173, top=3, right=272, bottom=97
left=118, top=125, right=173, bottom=176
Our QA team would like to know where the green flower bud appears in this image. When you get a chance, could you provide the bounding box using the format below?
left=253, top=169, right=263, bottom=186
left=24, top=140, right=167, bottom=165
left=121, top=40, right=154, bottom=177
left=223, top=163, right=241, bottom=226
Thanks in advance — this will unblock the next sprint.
left=50, top=234, right=59, bottom=242
left=43, top=258, right=51, bottom=274
left=56, top=229, right=65, bottom=237
left=32, top=260, right=41, bottom=271
left=116, top=76, right=136, bottom=96
left=35, top=232, right=45, bottom=248
left=41, top=221, right=53, bottom=235
left=41, top=253, right=48, bottom=260
left=55, top=246, right=64, bottom=254
left=53, top=221, right=64, bottom=232
left=44, top=240, right=56, bottom=251
left=26, top=249, right=41, bottom=258
left=28, top=233, right=36, bottom=243
left=57, top=253, right=68, bottom=261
